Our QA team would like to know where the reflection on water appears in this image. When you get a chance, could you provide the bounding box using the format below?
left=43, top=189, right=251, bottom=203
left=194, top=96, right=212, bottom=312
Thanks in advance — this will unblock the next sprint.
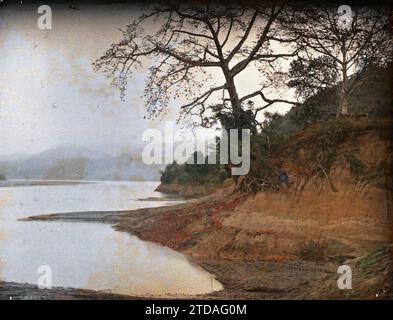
left=0, top=181, right=222, bottom=296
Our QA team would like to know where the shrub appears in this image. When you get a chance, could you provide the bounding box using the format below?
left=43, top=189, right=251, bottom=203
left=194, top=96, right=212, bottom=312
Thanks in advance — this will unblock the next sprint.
left=298, top=240, right=329, bottom=262
left=160, top=151, right=229, bottom=186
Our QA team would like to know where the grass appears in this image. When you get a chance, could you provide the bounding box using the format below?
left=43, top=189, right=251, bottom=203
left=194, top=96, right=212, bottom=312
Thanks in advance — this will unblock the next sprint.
left=357, top=245, right=391, bottom=274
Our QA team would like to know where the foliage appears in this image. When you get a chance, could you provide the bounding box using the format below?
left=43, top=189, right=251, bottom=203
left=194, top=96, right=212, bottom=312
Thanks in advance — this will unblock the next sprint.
left=159, top=107, right=288, bottom=188
left=239, top=112, right=290, bottom=194
left=203, top=103, right=258, bottom=133
left=160, top=152, right=229, bottom=185
left=288, top=56, right=338, bottom=100
left=0, top=174, right=6, bottom=180
left=159, top=111, right=287, bottom=187
left=289, top=88, right=336, bottom=127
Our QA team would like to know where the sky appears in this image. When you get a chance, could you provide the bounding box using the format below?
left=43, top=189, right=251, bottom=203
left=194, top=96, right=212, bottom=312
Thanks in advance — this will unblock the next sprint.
left=0, top=3, right=294, bottom=159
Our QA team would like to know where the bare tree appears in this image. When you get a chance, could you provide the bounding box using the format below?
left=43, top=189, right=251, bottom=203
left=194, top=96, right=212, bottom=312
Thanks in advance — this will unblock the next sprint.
left=93, top=2, right=297, bottom=129
left=283, top=5, right=392, bottom=115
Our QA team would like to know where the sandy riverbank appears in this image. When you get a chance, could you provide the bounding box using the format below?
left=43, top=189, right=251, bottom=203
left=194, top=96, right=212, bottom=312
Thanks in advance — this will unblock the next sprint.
left=19, top=182, right=392, bottom=299
left=0, top=281, right=135, bottom=300
left=18, top=199, right=332, bottom=299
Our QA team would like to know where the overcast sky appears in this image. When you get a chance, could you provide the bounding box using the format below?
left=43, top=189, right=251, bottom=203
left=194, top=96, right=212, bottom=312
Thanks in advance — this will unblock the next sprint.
left=0, top=3, right=293, bottom=159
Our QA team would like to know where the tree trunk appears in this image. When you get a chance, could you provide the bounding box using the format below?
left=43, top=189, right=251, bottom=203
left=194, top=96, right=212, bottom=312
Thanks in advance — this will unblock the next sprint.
left=224, top=76, right=244, bottom=179
left=338, top=52, right=349, bottom=116
left=226, top=77, right=243, bottom=128
left=339, top=94, right=349, bottom=115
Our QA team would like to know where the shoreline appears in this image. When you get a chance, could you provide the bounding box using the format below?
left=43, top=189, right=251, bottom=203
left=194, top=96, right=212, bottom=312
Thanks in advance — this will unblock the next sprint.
left=0, top=280, right=224, bottom=300
left=20, top=197, right=314, bottom=300
left=9, top=182, right=393, bottom=300
left=16, top=195, right=375, bottom=300
left=0, top=281, right=134, bottom=300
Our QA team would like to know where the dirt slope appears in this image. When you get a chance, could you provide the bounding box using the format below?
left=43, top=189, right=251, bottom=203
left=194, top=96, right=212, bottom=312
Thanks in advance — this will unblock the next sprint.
left=151, top=121, right=393, bottom=261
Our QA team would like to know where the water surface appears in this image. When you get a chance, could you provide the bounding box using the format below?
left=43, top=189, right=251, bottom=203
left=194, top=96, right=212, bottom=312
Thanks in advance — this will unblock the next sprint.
left=0, top=180, right=222, bottom=296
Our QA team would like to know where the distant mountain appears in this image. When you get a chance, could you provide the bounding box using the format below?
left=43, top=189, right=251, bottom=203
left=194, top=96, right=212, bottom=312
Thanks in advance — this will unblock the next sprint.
left=0, top=146, right=163, bottom=181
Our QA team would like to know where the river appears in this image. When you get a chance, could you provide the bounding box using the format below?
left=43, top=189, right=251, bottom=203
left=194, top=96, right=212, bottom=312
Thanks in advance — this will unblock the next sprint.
left=0, top=180, right=222, bottom=297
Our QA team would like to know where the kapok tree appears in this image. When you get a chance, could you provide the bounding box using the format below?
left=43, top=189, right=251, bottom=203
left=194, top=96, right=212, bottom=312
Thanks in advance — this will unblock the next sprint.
left=93, top=3, right=297, bottom=130
left=284, top=5, right=392, bottom=115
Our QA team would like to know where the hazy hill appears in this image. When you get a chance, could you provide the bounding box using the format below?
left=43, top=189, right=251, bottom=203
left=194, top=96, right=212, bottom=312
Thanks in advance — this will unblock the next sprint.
left=0, top=146, right=163, bottom=181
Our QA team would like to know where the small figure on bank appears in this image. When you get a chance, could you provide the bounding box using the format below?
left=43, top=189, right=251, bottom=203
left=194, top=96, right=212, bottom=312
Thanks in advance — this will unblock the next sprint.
left=278, top=171, right=289, bottom=185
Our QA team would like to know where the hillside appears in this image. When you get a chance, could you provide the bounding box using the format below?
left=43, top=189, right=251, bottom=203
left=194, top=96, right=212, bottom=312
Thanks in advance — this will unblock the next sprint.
left=136, top=120, right=392, bottom=251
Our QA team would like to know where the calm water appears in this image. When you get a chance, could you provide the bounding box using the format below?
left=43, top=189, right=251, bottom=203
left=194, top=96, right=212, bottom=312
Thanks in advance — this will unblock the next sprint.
left=0, top=180, right=222, bottom=296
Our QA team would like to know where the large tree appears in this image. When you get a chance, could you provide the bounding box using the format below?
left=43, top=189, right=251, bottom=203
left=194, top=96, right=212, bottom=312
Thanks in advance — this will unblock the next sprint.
left=283, top=5, right=392, bottom=115
left=93, top=2, right=297, bottom=129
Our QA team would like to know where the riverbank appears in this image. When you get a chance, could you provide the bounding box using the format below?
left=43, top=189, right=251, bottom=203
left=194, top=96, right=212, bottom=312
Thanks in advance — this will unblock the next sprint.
left=18, top=196, right=332, bottom=299
left=21, top=182, right=393, bottom=299
left=0, top=281, right=134, bottom=300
